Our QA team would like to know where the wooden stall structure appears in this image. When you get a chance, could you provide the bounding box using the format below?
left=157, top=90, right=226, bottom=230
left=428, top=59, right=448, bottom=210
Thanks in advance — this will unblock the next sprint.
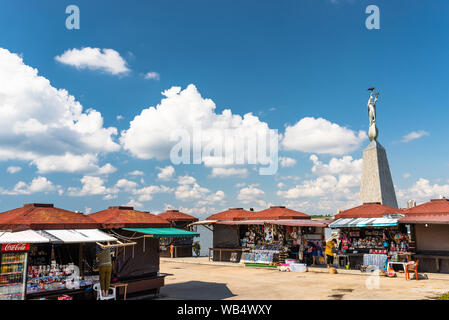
left=157, top=210, right=199, bottom=258
left=0, top=203, right=117, bottom=300
left=400, top=198, right=449, bottom=273
left=89, top=206, right=171, bottom=298
left=204, top=206, right=329, bottom=265
left=328, top=202, right=413, bottom=271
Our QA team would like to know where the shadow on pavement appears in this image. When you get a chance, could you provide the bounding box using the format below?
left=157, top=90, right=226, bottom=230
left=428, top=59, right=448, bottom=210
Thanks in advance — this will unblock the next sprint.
left=158, top=281, right=237, bottom=300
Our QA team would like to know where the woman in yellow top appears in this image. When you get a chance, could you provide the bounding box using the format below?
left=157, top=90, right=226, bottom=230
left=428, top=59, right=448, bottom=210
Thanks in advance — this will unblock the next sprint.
left=325, top=239, right=337, bottom=268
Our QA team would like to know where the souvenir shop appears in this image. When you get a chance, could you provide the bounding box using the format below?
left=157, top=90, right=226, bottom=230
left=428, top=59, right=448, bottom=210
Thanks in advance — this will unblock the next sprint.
left=157, top=210, right=199, bottom=258
left=0, top=229, right=117, bottom=300
left=329, top=216, right=413, bottom=270
left=228, top=220, right=328, bottom=266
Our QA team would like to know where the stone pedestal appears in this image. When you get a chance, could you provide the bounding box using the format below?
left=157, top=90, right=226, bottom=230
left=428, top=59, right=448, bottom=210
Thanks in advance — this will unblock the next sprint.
left=360, top=140, right=398, bottom=208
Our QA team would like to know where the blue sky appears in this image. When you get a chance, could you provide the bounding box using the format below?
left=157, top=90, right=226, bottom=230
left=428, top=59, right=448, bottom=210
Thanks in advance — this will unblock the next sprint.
left=0, top=0, right=448, bottom=217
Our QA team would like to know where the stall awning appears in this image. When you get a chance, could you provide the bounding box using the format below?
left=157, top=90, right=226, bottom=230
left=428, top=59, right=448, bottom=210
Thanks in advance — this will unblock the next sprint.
left=187, top=220, right=217, bottom=227
left=0, top=230, right=50, bottom=243
left=329, top=217, right=400, bottom=228
left=37, top=229, right=117, bottom=243
left=215, top=219, right=330, bottom=227
left=124, top=227, right=200, bottom=238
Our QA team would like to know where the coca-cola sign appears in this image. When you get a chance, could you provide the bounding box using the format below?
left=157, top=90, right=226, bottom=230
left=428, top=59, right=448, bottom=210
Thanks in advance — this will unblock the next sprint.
left=1, top=243, right=30, bottom=252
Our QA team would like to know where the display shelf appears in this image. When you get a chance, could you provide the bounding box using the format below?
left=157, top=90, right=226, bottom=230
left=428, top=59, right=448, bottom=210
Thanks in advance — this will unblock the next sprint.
left=0, top=272, right=22, bottom=275
left=1, top=261, right=25, bottom=265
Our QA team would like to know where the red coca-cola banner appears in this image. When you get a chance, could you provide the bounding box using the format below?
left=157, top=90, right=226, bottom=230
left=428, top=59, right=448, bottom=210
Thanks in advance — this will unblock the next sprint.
left=1, top=243, right=30, bottom=252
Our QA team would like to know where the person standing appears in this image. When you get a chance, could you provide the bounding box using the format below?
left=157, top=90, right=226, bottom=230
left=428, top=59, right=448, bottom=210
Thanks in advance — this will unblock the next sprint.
left=97, top=247, right=112, bottom=297
left=325, top=239, right=337, bottom=268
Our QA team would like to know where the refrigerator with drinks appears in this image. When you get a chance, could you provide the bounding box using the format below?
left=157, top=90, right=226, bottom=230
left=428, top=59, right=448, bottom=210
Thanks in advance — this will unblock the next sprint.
left=0, top=243, right=29, bottom=300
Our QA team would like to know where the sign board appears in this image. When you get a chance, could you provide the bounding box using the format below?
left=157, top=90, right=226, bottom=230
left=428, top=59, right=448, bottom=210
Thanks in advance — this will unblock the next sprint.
left=1, top=243, right=30, bottom=252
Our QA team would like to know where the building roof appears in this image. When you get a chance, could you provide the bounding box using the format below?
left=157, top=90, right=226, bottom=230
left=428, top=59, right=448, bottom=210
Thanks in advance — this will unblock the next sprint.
left=0, top=203, right=99, bottom=231
left=334, top=202, right=403, bottom=219
left=253, top=206, right=311, bottom=220
left=402, top=198, right=449, bottom=215
left=399, top=199, right=449, bottom=224
left=89, top=206, right=170, bottom=229
left=206, top=208, right=255, bottom=221
left=158, top=210, right=198, bottom=222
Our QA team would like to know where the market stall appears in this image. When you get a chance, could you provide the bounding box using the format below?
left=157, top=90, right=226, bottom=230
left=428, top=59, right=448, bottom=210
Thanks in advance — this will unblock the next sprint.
left=205, top=207, right=329, bottom=265
left=157, top=210, right=199, bottom=257
left=329, top=203, right=412, bottom=271
left=90, top=206, right=171, bottom=298
left=400, top=198, right=449, bottom=273
left=0, top=203, right=119, bottom=300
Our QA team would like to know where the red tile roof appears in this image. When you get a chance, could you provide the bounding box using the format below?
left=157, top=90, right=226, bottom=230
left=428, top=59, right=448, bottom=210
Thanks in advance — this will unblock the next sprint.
left=206, top=208, right=255, bottom=221
left=253, top=206, right=311, bottom=220
left=89, top=206, right=170, bottom=229
left=335, top=202, right=403, bottom=219
left=399, top=214, right=449, bottom=224
left=0, top=203, right=99, bottom=231
left=158, top=210, right=198, bottom=222
left=399, top=199, right=449, bottom=224
left=402, top=199, right=449, bottom=215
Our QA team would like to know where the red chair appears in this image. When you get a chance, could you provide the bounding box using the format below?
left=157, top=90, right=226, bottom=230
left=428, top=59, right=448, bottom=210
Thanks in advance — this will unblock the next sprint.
left=405, top=260, right=419, bottom=280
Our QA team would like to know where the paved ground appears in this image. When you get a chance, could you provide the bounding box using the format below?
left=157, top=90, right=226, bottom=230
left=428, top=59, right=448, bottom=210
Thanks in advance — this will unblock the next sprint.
left=158, top=258, right=449, bottom=300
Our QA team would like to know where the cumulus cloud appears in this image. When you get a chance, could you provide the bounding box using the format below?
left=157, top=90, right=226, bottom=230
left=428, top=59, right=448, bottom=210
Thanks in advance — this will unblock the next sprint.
left=277, top=155, right=362, bottom=213
left=55, top=47, right=130, bottom=75
left=210, top=167, right=248, bottom=178
left=279, top=157, right=297, bottom=168
left=0, top=176, right=61, bottom=195
left=281, top=117, right=366, bottom=155
left=129, top=170, right=144, bottom=176
left=157, top=165, right=175, bottom=181
left=174, top=175, right=225, bottom=204
left=7, top=166, right=21, bottom=174
left=0, top=48, right=119, bottom=174
left=397, top=178, right=449, bottom=205
left=67, top=176, right=111, bottom=197
left=238, top=184, right=266, bottom=206
left=401, top=130, right=429, bottom=143
left=144, top=72, right=160, bottom=80
left=120, top=84, right=278, bottom=170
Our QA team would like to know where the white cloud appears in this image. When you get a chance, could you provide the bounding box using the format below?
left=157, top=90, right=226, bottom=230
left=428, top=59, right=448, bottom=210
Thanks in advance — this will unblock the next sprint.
left=210, top=167, right=248, bottom=177
left=177, top=175, right=197, bottom=185
left=238, top=185, right=265, bottom=206
left=116, top=115, right=124, bottom=121
left=31, top=153, right=116, bottom=175
left=157, top=165, right=175, bottom=181
left=281, top=117, right=367, bottom=155
left=144, top=72, right=160, bottom=80
left=129, top=170, right=144, bottom=176
left=6, top=166, right=21, bottom=174
left=277, top=182, right=286, bottom=189
left=397, top=178, right=449, bottom=205
left=197, top=190, right=226, bottom=206
left=133, top=185, right=173, bottom=202
left=67, top=176, right=110, bottom=196
left=279, top=157, right=297, bottom=168
left=174, top=174, right=224, bottom=204
left=0, top=176, right=60, bottom=195
left=0, top=48, right=119, bottom=174
left=401, top=130, right=429, bottom=143
left=277, top=155, right=362, bottom=213
left=55, top=47, right=130, bottom=75
left=115, top=179, right=138, bottom=191
left=120, top=84, right=277, bottom=168
left=125, top=198, right=144, bottom=209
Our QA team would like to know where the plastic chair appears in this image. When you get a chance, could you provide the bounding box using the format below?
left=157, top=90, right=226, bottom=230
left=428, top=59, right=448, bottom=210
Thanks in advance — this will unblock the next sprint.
left=93, top=283, right=116, bottom=300
left=405, top=260, right=419, bottom=280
